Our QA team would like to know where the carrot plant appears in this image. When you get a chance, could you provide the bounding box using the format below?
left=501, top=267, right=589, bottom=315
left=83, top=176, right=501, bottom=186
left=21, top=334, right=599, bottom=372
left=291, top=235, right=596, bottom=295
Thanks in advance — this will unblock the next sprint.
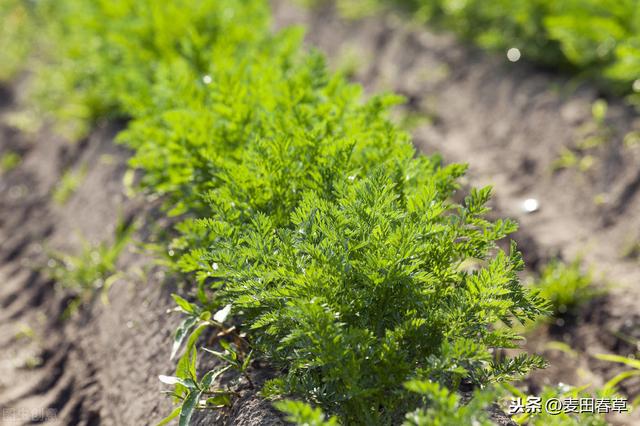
left=531, top=258, right=601, bottom=317
left=501, top=382, right=611, bottom=426
left=319, top=0, right=640, bottom=98
left=9, top=0, right=550, bottom=423
left=276, top=381, right=498, bottom=426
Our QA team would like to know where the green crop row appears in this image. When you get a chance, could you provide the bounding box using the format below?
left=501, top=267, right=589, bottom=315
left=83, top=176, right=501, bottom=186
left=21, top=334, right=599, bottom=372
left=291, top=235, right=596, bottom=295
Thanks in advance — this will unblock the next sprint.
left=325, top=0, right=640, bottom=99
left=2, top=0, right=552, bottom=424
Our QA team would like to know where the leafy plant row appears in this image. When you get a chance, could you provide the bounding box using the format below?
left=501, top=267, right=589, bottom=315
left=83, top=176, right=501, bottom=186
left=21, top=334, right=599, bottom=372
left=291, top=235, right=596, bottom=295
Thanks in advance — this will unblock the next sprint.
left=2, top=0, right=550, bottom=424
left=325, top=0, right=640, bottom=99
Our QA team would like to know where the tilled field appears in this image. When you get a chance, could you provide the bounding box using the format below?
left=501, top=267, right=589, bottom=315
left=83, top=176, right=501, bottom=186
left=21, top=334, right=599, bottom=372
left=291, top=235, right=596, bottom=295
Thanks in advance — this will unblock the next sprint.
left=1, top=1, right=640, bottom=425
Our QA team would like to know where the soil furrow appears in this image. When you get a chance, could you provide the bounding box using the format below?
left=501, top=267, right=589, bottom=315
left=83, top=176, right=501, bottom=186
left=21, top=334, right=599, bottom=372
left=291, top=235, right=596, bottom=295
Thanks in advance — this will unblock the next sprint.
left=2, top=1, right=640, bottom=424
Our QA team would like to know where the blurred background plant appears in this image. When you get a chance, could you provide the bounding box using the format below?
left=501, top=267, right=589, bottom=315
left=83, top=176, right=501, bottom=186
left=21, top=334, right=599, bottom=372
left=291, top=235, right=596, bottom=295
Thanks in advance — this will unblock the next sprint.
left=304, top=0, right=640, bottom=103
left=46, top=218, right=135, bottom=315
left=530, top=258, right=602, bottom=318
left=0, top=151, right=21, bottom=174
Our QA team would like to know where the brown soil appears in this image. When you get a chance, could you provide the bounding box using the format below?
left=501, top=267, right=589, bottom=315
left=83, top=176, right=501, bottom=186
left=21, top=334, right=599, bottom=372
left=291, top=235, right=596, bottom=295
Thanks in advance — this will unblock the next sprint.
left=1, top=1, right=640, bottom=425
left=0, top=97, right=281, bottom=424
